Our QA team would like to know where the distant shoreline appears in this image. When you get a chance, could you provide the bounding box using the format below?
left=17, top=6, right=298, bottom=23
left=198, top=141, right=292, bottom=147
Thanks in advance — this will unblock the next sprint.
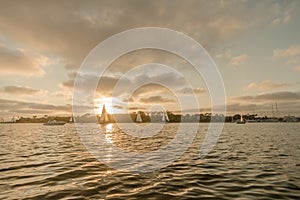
left=1, top=121, right=299, bottom=124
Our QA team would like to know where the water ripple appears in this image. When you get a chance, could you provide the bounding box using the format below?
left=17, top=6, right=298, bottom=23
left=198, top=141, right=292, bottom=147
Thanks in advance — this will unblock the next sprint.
left=0, top=123, right=300, bottom=199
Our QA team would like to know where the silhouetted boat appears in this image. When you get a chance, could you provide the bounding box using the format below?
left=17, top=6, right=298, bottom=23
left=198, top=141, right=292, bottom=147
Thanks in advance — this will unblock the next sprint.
left=162, top=112, right=169, bottom=123
left=44, top=120, right=66, bottom=126
left=246, top=119, right=258, bottom=123
left=99, top=105, right=110, bottom=124
left=69, top=115, right=75, bottom=123
left=136, top=113, right=142, bottom=123
left=264, top=118, right=279, bottom=122
left=283, top=115, right=298, bottom=122
left=236, top=115, right=246, bottom=124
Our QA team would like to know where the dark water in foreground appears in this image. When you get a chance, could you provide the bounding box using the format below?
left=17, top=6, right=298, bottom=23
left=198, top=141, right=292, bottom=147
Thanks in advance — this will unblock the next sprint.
left=0, top=123, right=300, bottom=199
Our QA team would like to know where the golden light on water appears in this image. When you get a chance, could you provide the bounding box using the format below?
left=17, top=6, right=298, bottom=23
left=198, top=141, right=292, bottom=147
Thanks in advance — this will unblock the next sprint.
left=105, top=123, right=113, bottom=133
left=104, top=124, right=113, bottom=143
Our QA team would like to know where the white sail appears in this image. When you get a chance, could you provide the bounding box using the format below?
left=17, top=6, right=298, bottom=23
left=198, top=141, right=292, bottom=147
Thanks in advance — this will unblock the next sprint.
left=136, top=113, right=142, bottom=122
left=236, top=114, right=246, bottom=124
left=165, top=112, right=169, bottom=122
left=69, top=115, right=75, bottom=123
left=162, top=112, right=169, bottom=123
left=99, top=105, right=109, bottom=124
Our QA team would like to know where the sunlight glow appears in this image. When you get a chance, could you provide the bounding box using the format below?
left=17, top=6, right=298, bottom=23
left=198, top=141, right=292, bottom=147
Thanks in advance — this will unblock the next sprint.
left=94, top=97, right=114, bottom=114
left=104, top=124, right=114, bottom=144
left=105, top=123, right=113, bottom=132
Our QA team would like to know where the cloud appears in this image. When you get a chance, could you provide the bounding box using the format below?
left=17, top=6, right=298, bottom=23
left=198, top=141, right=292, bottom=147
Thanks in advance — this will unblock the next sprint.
left=123, top=96, right=135, bottom=103
left=63, top=70, right=197, bottom=99
left=216, top=49, right=249, bottom=67
left=128, top=106, right=147, bottom=111
left=108, top=49, right=188, bottom=74
left=0, top=44, right=49, bottom=76
left=270, top=2, right=294, bottom=27
left=229, top=54, right=249, bottom=66
left=225, top=91, right=300, bottom=116
left=178, top=87, right=206, bottom=95
left=272, top=18, right=281, bottom=26
left=131, top=84, right=170, bottom=97
left=255, top=91, right=300, bottom=101
left=139, top=95, right=175, bottom=103
left=273, top=45, right=300, bottom=69
left=178, top=97, right=300, bottom=116
left=112, top=105, right=124, bottom=109
left=130, top=72, right=189, bottom=90
left=0, top=1, right=298, bottom=116
left=245, top=80, right=290, bottom=91
left=233, top=91, right=300, bottom=102
left=208, top=16, right=245, bottom=41
left=0, top=0, right=290, bottom=71
left=0, top=98, right=72, bottom=116
left=295, top=66, right=300, bottom=72
left=0, top=85, right=41, bottom=96
left=271, top=14, right=291, bottom=26
left=61, top=72, right=131, bottom=97
left=273, top=45, right=300, bottom=58
left=225, top=102, right=300, bottom=116
left=65, top=69, right=206, bottom=113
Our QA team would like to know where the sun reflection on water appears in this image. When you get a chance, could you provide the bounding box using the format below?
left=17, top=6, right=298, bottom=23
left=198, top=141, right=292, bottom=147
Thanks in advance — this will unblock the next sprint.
left=105, top=123, right=113, bottom=133
left=104, top=123, right=114, bottom=144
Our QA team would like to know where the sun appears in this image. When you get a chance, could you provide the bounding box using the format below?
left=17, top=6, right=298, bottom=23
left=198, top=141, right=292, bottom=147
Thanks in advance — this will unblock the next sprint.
left=94, top=96, right=126, bottom=115
left=94, top=97, right=113, bottom=114
left=95, top=96, right=126, bottom=115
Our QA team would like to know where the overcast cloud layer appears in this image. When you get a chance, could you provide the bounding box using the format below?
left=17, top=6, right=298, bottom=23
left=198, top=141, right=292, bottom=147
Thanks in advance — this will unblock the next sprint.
left=0, top=0, right=300, bottom=117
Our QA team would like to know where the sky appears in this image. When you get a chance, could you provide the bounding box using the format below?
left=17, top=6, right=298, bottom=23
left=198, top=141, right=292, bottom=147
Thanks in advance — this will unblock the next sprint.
left=0, top=0, right=300, bottom=119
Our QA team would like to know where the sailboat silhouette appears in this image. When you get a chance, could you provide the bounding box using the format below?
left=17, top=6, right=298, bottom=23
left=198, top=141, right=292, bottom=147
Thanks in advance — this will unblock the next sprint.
left=162, top=111, right=169, bottom=123
left=136, top=112, right=142, bottom=123
left=69, top=115, right=75, bottom=123
left=99, top=105, right=110, bottom=124
left=236, top=115, right=246, bottom=124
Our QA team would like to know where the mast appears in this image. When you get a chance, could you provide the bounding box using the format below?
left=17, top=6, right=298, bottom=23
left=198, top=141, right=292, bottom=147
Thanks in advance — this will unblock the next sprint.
left=162, top=113, right=166, bottom=123
left=69, top=115, right=75, bottom=123
left=162, top=111, right=169, bottom=123
left=275, top=101, right=279, bottom=117
left=99, top=105, right=109, bottom=124
left=165, top=112, right=169, bottom=122
left=136, top=112, right=142, bottom=122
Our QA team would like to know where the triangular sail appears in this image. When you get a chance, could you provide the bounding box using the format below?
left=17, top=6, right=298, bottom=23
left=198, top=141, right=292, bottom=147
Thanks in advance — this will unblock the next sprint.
left=69, top=115, right=75, bottom=123
left=165, top=112, right=169, bottom=122
left=136, top=113, right=142, bottom=122
left=99, top=105, right=109, bottom=124
left=162, top=112, right=169, bottom=123
left=162, top=114, right=165, bottom=122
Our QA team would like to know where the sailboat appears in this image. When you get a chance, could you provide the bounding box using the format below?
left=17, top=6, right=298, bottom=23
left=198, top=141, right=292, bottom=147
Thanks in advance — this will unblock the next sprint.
left=69, top=115, right=75, bottom=123
left=162, top=112, right=169, bottom=123
left=236, top=115, right=246, bottom=124
left=44, top=120, right=66, bottom=126
left=136, top=112, right=142, bottom=123
left=99, top=105, right=110, bottom=124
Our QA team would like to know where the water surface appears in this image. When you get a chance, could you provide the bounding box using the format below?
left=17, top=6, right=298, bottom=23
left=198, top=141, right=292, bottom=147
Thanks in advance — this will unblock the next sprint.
left=0, top=123, right=300, bottom=199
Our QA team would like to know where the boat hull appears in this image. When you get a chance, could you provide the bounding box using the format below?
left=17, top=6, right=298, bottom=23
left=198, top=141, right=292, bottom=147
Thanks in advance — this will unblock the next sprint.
left=43, top=120, right=66, bottom=125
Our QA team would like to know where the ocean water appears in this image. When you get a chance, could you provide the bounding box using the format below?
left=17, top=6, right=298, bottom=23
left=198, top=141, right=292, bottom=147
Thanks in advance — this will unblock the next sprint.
left=0, top=123, right=299, bottom=199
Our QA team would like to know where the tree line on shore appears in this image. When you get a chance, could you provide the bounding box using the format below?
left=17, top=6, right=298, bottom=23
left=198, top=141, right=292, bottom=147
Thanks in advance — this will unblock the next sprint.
left=1, top=112, right=298, bottom=123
